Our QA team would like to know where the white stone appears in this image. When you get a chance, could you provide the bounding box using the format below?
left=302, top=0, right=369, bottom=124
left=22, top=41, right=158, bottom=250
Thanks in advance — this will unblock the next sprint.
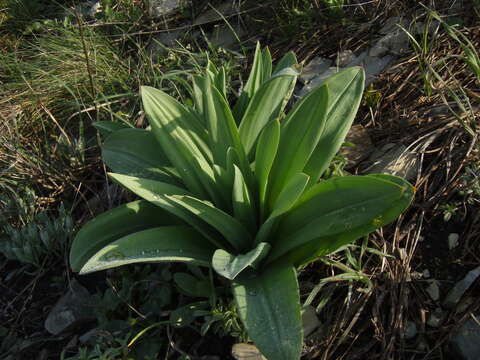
left=426, top=280, right=440, bottom=301
left=149, top=0, right=182, bottom=18
left=448, top=233, right=460, bottom=249
left=302, top=305, right=321, bottom=337
left=232, top=344, right=266, bottom=360
left=299, top=57, right=332, bottom=84
left=336, top=50, right=356, bottom=67
left=367, top=144, right=418, bottom=181
left=443, top=266, right=480, bottom=309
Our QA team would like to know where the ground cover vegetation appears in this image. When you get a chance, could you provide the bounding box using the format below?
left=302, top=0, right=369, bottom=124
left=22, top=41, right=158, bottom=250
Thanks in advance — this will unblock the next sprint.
left=0, top=0, right=479, bottom=359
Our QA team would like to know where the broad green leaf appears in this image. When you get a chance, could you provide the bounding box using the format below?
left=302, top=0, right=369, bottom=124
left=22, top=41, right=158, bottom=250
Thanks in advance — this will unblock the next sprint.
left=233, top=264, right=302, bottom=360
left=93, top=121, right=131, bottom=137
left=141, top=86, right=220, bottom=203
left=169, top=195, right=252, bottom=252
left=303, top=67, right=365, bottom=185
left=192, top=74, right=206, bottom=121
left=102, top=128, right=182, bottom=186
left=212, top=242, right=271, bottom=280
left=239, top=67, right=298, bottom=157
left=69, top=200, right=183, bottom=272
left=261, top=48, right=272, bottom=82
left=202, top=76, right=248, bottom=174
left=268, top=175, right=414, bottom=264
left=79, top=226, right=214, bottom=274
left=268, top=84, right=329, bottom=206
left=108, top=172, right=229, bottom=251
left=233, top=42, right=265, bottom=122
left=232, top=165, right=256, bottom=234
left=255, top=173, right=310, bottom=245
left=254, top=119, right=280, bottom=220
left=173, top=272, right=212, bottom=298
left=272, top=52, right=298, bottom=75
left=214, top=66, right=227, bottom=99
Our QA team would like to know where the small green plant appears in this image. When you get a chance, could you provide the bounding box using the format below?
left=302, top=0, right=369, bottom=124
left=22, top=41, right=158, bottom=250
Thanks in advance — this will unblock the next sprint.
left=0, top=197, right=73, bottom=267
left=70, top=44, right=414, bottom=359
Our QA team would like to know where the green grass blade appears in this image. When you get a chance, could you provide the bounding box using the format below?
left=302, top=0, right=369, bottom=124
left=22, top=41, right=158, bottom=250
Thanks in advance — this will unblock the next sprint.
left=79, top=226, right=214, bottom=274
left=268, top=175, right=414, bottom=264
left=233, top=264, right=303, bottom=360
left=70, top=200, right=182, bottom=272
left=268, top=84, right=329, bottom=206
left=303, top=67, right=365, bottom=185
left=238, top=68, right=298, bottom=157
left=102, top=128, right=183, bottom=186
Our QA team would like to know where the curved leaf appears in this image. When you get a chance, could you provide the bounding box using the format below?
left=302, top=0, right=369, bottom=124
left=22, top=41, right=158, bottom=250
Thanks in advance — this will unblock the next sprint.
left=80, top=226, right=214, bottom=274
left=70, top=200, right=182, bottom=272
left=268, top=84, right=329, bottom=206
left=303, top=67, right=365, bottom=185
left=93, top=121, right=131, bottom=137
left=102, top=128, right=182, bottom=186
left=238, top=68, right=298, bottom=157
left=232, top=165, right=256, bottom=234
left=255, top=173, right=310, bottom=245
left=233, top=264, right=302, bottom=360
left=254, top=119, right=280, bottom=220
left=272, top=52, right=298, bottom=75
left=268, top=175, right=414, bottom=264
left=233, top=43, right=266, bottom=122
left=213, top=242, right=270, bottom=280
left=169, top=195, right=252, bottom=253
left=141, top=86, right=220, bottom=203
left=108, top=172, right=230, bottom=251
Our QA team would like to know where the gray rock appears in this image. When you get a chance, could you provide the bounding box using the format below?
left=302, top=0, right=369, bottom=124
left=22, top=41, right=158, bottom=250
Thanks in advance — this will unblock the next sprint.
left=450, top=316, right=480, bottom=360
left=379, top=17, right=408, bottom=35
left=79, top=328, right=101, bottom=344
left=448, top=233, right=460, bottom=249
left=44, top=279, right=96, bottom=335
left=65, top=1, right=101, bottom=19
left=148, top=30, right=183, bottom=61
left=299, top=67, right=338, bottom=97
left=369, top=27, right=409, bottom=57
left=426, top=280, right=440, bottom=302
left=404, top=321, right=417, bottom=339
left=149, top=0, right=183, bottom=18
left=443, top=266, right=480, bottom=309
left=302, top=305, right=321, bottom=337
left=232, top=343, right=266, bottom=360
left=367, top=144, right=418, bottom=181
left=363, top=55, right=395, bottom=85
left=427, top=309, right=445, bottom=327
left=209, top=23, right=245, bottom=48
left=299, top=57, right=331, bottom=84
left=336, top=50, right=356, bottom=67
left=194, top=2, right=240, bottom=26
